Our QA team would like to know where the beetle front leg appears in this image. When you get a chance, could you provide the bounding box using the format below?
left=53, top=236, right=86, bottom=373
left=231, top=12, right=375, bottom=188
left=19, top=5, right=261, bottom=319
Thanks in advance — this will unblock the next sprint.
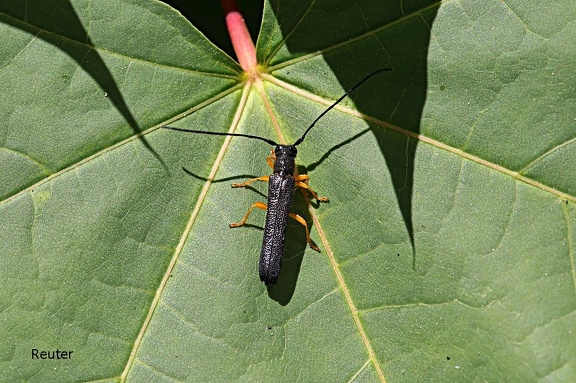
left=265, top=151, right=276, bottom=169
left=231, top=148, right=275, bottom=188
left=231, top=176, right=270, bottom=188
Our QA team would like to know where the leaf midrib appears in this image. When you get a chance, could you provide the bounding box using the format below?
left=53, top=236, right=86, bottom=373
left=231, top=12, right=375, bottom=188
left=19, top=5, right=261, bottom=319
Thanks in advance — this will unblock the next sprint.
left=255, top=76, right=387, bottom=382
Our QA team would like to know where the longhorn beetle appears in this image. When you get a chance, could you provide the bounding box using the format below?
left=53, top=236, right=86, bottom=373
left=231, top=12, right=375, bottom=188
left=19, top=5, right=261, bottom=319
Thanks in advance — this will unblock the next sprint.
left=164, top=68, right=391, bottom=285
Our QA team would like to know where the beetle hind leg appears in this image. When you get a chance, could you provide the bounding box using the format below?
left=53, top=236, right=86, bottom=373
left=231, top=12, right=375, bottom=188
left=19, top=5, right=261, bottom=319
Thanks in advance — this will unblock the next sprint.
left=288, top=213, right=321, bottom=252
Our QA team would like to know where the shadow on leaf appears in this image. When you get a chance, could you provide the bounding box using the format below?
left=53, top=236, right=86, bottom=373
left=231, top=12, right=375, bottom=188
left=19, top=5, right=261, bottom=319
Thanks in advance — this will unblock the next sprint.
left=269, top=1, right=440, bottom=274
left=0, top=0, right=166, bottom=168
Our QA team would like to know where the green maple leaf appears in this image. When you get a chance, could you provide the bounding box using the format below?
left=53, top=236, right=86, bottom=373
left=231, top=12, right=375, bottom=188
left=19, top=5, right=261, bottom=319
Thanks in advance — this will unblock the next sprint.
left=1, top=0, right=574, bottom=382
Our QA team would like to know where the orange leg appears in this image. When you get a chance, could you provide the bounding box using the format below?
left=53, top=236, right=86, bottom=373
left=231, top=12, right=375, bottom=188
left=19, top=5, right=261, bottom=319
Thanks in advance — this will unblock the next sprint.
left=289, top=213, right=321, bottom=252
left=229, top=202, right=321, bottom=252
left=231, top=176, right=269, bottom=188
left=265, top=152, right=275, bottom=169
left=229, top=201, right=267, bottom=227
left=229, top=149, right=322, bottom=251
left=231, top=150, right=275, bottom=188
left=294, top=174, right=329, bottom=202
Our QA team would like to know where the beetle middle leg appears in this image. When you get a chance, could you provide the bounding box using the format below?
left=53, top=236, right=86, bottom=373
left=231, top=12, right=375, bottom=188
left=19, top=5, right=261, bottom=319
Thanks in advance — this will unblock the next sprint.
left=229, top=201, right=267, bottom=227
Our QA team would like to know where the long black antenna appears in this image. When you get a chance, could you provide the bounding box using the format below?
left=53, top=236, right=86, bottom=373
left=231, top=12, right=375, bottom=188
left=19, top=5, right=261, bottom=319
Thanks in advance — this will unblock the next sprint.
left=164, top=68, right=390, bottom=146
left=163, top=126, right=278, bottom=146
left=292, top=68, right=391, bottom=146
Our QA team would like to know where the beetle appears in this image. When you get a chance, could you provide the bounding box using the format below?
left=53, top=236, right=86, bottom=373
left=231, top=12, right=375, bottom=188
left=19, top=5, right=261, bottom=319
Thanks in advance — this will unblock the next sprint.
left=164, top=68, right=391, bottom=285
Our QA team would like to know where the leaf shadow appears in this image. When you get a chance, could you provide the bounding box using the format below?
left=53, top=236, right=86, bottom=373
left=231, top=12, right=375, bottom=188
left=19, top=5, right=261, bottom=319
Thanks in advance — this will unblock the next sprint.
left=1, top=1, right=166, bottom=168
left=269, top=1, right=440, bottom=273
